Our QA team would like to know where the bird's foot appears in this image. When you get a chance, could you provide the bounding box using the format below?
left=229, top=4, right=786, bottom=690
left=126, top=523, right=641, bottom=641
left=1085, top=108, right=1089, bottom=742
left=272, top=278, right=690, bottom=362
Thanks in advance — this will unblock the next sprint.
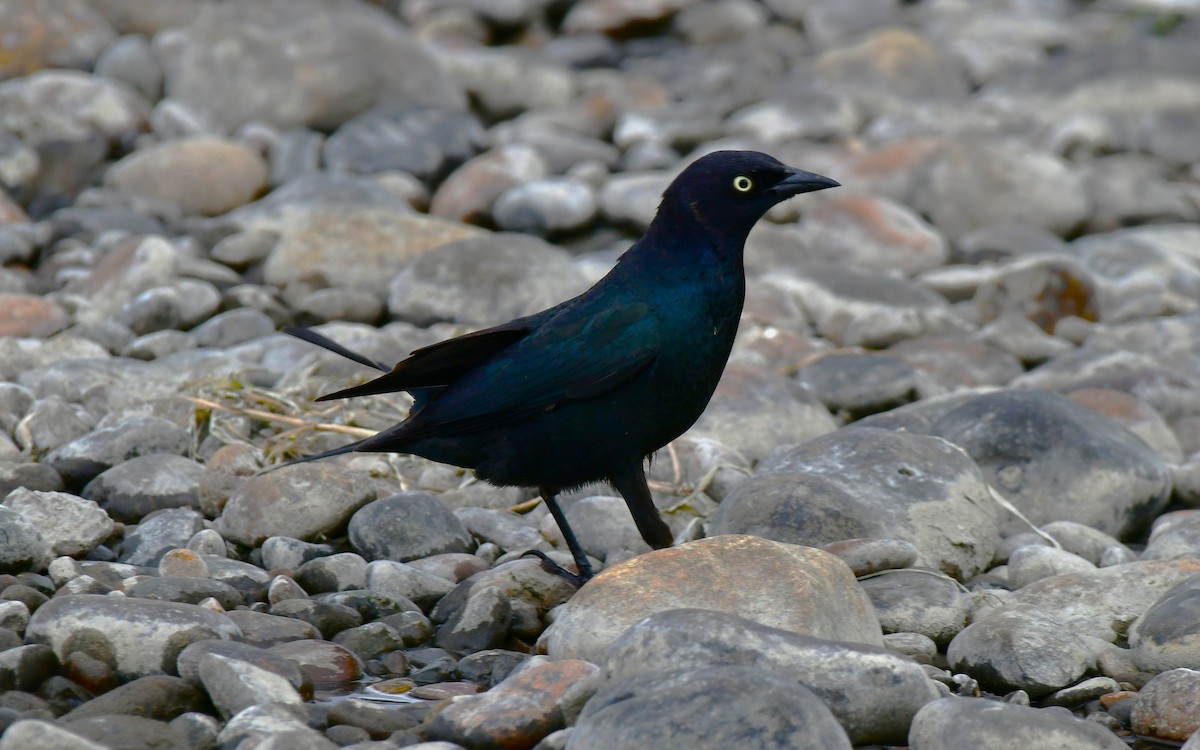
left=521, top=550, right=593, bottom=587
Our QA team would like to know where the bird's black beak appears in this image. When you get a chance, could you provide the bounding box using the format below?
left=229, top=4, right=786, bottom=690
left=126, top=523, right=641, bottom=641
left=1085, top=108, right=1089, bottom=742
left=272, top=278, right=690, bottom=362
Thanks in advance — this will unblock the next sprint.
left=769, top=168, right=841, bottom=197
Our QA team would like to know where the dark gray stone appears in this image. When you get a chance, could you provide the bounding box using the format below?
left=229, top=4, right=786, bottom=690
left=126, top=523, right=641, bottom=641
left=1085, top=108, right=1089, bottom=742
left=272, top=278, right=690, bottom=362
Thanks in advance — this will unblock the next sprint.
left=121, top=508, right=206, bottom=567
left=710, top=428, right=999, bottom=579
left=44, top=417, right=190, bottom=487
left=946, top=605, right=1092, bottom=698
left=1129, top=575, right=1200, bottom=672
left=435, top=585, right=512, bottom=654
left=909, top=696, right=1126, bottom=749
left=866, top=563, right=969, bottom=645
left=927, top=389, right=1171, bottom=539
left=62, top=675, right=207, bottom=722
left=349, top=492, right=474, bottom=562
left=83, top=453, right=204, bottom=523
left=571, top=665, right=852, bottom=750
left=603, top=608, right=937, bottom=745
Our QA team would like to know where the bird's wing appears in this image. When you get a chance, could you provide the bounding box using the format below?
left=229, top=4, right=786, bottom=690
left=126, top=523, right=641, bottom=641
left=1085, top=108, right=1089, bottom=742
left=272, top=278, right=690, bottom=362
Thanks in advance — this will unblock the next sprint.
left=361, top=301, right=660, bottom=443
left=314, top=320, right=535, bottom=401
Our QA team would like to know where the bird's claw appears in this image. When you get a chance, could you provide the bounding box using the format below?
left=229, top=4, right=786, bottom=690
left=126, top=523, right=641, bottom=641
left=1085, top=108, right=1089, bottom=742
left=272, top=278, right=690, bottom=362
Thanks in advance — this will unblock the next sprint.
left=521, top=549, right=593, bottom=587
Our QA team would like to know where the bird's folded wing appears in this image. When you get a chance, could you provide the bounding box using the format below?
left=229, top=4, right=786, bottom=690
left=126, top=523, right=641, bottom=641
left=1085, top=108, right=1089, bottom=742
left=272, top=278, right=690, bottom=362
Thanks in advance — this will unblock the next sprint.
left=363, top=302, right=660, bottom=441
left=313, top=319, right=536, bottom=401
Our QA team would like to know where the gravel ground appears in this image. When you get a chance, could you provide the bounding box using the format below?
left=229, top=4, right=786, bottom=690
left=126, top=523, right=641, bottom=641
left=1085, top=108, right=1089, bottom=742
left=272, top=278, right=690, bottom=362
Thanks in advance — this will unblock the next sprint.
left=2, top=0, right=1200, bottom=748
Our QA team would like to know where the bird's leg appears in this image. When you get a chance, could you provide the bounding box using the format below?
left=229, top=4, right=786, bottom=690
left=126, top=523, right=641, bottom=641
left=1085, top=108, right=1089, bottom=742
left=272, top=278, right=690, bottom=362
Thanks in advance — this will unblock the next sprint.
left=522, top=489, right=594, bottom=586
left=611, top=467, right=674, bottom=549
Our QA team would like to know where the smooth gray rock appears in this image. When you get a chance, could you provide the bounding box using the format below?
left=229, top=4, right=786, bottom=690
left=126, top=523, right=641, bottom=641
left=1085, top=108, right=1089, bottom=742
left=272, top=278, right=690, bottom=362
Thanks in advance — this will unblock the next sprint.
left=217, top=463, right=375, bottom=547
left=603, top=609, right=938, bottom=745
left=859, top=569, right=971, bottom=646
left=62, top=674, right=207, bottom=722
left=44, top=417, right=190, bottom=487
left=947, top=605, right=1093, bottom=697
left=764, top=263, right=972, bottom=348
left=387, top=233, right=590, bottom=328
left=710, top=428, right=999, bottom=579
left=349, top=492, right=474, bottom=562
left=927, top=389, right=1171, bottom=539
left=121, top=508, right=206, bottom=566
left=435, top=585, right=512, bottom=654
left=909, top=696, right=1125, bottom=749
left=295, top=553, right=368, bottom=593
left=365, top=560, right=456, bottom=612
left=82, top=453, right=204, bottom=523
left=198, top=652, right=304, bottom=720
left=177, top=640, right=308, bottom=697
left=26, top=594, right=241, bottom=680
left=686, top=367, right=837, bottom=463
left=165, top=0, right=464, bottom=133
left=1006, top=545, right=1097, bottom=588
left=570, top=665, right=852, bottom=750
left=0, top=719, right=108, bottom=750
left=1129, top=575, right=1200, bottom=672
left=797, top=351, right=928, bottom=417
left=542, top=537, right=882, bottom=664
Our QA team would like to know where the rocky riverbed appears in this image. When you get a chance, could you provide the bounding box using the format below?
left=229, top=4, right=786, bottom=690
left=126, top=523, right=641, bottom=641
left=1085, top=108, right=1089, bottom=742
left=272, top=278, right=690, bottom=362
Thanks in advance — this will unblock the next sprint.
left=2, top=0, right=1200, bottom=748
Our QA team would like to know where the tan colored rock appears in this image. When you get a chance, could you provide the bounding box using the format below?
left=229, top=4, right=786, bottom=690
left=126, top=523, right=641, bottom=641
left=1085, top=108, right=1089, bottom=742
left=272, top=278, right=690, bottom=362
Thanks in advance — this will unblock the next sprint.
left=542, top=535, right=882, bottom=663
left=106, top=137, right=268, bottom=216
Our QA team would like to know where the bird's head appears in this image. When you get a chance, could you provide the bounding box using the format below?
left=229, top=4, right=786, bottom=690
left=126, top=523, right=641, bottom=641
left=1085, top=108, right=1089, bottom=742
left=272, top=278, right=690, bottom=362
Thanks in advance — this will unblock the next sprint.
left=657, top=150, right=840, bottom=239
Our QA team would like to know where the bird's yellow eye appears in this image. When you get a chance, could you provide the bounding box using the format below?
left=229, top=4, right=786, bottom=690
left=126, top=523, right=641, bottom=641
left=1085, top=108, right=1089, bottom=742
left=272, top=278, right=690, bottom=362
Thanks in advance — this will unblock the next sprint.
left=733, top=175, right=753, bottom=193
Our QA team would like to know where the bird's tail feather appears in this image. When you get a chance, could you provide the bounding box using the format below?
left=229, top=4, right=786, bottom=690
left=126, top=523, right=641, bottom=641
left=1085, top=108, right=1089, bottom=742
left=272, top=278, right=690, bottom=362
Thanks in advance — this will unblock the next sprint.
left=283, top=326, right=390, bottom=372
left=259, top=439, right=363, bottom=474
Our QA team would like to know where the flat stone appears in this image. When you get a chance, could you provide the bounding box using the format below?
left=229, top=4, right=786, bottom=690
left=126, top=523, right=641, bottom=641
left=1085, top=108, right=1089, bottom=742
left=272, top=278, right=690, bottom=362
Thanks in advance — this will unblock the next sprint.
left=165, top=0, right=464, bottom=133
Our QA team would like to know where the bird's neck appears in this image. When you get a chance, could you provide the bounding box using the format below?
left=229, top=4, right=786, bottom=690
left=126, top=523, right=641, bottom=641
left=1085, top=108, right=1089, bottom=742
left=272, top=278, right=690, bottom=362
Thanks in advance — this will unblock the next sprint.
left=637, top=203, right=750, bottom=284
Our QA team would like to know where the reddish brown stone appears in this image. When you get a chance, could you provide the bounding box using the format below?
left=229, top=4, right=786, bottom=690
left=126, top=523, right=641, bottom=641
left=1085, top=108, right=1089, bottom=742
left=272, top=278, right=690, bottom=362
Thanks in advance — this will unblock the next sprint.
left=0, top=293, right=71, bottom=338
